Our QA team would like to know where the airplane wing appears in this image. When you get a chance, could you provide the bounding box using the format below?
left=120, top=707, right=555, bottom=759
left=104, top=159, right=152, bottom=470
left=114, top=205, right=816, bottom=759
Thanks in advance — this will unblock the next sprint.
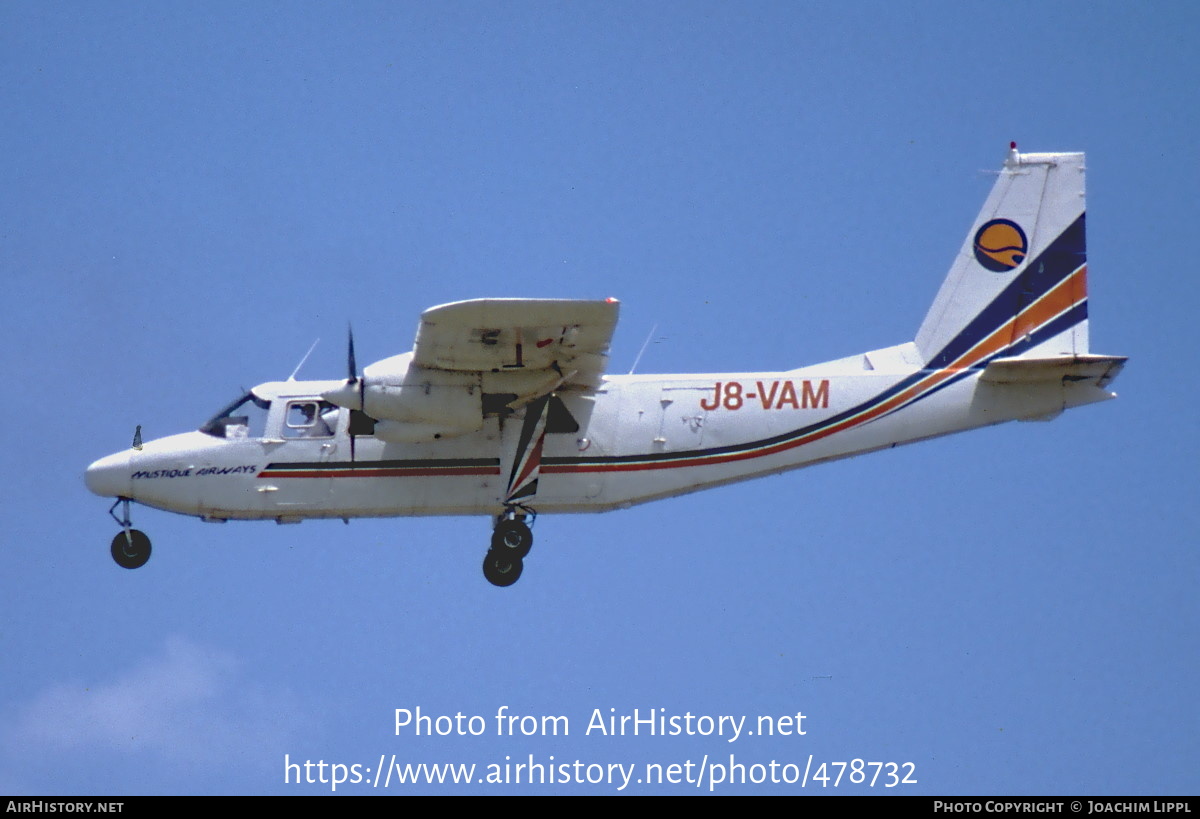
left=412, top=298, right=620, bottom=390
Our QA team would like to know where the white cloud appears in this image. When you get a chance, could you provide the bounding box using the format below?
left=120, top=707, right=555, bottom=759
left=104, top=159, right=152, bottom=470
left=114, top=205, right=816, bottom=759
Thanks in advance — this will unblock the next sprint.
left=9, top=637, right=302, bottom=769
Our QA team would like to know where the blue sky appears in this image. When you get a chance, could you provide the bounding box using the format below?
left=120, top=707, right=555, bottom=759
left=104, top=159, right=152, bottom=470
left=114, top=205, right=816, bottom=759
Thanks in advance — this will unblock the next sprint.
left=1, top=1, right=1196, bottom=794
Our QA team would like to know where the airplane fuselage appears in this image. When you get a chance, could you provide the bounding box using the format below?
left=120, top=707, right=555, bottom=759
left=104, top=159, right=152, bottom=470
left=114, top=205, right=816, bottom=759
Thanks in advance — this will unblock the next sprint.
left=87, top=340, right=1111, bottom=523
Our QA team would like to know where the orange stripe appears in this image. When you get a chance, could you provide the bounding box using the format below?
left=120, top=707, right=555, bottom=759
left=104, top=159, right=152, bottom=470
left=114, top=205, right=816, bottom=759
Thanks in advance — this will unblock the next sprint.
left=278, top=275, right=1092, bottom=482
left=550, top=270, right=1089, bottom=475
left=1011, top=266, right=1086, bottom=342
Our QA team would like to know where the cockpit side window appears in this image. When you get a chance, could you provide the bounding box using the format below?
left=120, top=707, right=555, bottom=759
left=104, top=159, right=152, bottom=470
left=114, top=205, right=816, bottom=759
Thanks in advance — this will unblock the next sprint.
left=284, top=400, right=338, bottom=438
left=200, top=393, right=271, bottom=439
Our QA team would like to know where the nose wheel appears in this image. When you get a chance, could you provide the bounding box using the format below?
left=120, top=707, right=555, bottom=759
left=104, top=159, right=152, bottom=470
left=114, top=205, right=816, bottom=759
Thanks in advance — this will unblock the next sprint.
left=111, top=529, right=152, bottom=569
left=483, top=508, right=534, bottom=587
left=108, top=498, right=152, bottom=569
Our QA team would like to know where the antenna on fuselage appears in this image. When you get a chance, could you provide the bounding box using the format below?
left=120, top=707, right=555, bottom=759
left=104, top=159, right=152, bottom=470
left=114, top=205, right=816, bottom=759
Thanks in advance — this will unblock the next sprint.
left=628, top=324, right=660, bottom=375
left=287, top=338, right=321, bottom=381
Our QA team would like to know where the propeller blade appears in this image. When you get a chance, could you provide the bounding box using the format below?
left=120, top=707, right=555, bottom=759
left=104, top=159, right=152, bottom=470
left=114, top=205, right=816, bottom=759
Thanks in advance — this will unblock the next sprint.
left=347, top=325, right=358, bottom=382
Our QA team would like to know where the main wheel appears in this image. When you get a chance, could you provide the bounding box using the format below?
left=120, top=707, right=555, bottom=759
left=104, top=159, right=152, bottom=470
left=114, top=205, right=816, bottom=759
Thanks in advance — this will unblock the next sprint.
left=482, top=550, right=523, bottom=587
left=491, top=519, right=533, bottom=559
left=110, top=529, right=152, bottom=569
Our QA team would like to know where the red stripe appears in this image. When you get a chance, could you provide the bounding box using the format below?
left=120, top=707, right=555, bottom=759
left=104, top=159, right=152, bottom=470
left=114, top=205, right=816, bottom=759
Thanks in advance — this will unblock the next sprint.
left=546, top=271, right=1088, bottom=475
left=262, top=276, right=1088, bottom=482
left=511, top=436, right=545, bottom=492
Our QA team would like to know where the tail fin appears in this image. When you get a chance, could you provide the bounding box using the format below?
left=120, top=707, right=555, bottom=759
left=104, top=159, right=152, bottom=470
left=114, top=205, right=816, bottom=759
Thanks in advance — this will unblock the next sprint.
left=915, top=146, right=1090, bottom=370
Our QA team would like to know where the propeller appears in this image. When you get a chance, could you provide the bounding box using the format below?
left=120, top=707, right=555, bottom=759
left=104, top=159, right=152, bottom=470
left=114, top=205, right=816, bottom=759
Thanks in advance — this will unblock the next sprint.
left=324, top=326, right=366, bottom=412
left=327, top=325, right=376, bottom=461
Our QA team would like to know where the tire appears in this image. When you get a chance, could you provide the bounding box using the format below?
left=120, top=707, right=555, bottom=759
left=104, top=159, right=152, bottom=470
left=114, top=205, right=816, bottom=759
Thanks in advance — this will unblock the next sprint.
left=482, top=550, right=523, bottom=587
left=111, top=529, right=152, bottom=569
left=491, top=519, right=533, bottom=559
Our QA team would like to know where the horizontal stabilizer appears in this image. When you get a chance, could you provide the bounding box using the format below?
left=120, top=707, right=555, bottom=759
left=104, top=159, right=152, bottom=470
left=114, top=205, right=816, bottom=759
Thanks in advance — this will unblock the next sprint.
left=980, top=354, right=1126, bottom=388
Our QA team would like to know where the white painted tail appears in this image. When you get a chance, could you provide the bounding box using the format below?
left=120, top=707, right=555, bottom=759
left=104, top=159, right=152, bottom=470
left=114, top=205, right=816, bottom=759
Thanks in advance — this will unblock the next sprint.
left=915, top=147, right=1090, bottom=370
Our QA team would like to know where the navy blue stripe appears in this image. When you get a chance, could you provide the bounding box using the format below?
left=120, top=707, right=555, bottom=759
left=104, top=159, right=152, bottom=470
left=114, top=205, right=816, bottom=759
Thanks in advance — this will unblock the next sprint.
left=508, top=394, right=550, bottom=488
left=551, top=299, right=1089, bottom=469
left=544, top=371, right=928, bottom=467
left=884, top=301, right=1090, bottom=415
left=927, top=214, right=1086, bottom=369
left=265, top=457, right=499, bottom=471
left=272, top=249, right=1090, bottom=476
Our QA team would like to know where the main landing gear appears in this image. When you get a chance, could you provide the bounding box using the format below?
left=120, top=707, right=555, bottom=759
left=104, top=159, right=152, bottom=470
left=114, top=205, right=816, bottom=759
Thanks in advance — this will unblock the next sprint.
left=108, top=498, right=152, bottom=569
left=482, top=507, right=534, bottom=587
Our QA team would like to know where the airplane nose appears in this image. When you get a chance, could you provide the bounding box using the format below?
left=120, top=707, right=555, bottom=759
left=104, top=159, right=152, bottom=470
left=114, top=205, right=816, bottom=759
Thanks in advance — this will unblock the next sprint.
left=85, top=451, right=131, bottom=498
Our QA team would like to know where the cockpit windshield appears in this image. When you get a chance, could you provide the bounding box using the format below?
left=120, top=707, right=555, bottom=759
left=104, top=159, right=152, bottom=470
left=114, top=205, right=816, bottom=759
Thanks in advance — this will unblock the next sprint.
left=200, top=392, right=271, bottom=439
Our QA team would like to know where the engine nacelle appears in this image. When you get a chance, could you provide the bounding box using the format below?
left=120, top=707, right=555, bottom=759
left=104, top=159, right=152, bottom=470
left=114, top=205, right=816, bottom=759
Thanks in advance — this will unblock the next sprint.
left=361, top=375, right=482, bottom=432
left=322, top=353, right=484, bottom=437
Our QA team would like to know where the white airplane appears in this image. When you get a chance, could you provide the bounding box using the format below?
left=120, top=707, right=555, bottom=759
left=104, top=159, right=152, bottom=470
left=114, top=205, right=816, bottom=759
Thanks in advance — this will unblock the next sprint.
left=86, top=145, right=1125, bottom=586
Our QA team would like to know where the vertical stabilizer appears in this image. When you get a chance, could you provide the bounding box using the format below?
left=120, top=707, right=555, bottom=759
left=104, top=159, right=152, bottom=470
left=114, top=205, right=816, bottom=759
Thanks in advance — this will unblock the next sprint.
left=915, top=147, right=1089, bottom=369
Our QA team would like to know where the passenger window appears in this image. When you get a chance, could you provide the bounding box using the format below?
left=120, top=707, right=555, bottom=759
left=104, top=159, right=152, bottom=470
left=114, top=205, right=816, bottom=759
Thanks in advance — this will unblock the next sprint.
left=284, top=401, right=336, bottom=438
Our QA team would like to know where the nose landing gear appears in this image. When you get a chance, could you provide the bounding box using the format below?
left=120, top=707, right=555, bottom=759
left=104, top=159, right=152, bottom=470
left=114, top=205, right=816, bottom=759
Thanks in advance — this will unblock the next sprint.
left=108, top=498, right=152, bottom=569
left=483, top=507, right=534, bottom=587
